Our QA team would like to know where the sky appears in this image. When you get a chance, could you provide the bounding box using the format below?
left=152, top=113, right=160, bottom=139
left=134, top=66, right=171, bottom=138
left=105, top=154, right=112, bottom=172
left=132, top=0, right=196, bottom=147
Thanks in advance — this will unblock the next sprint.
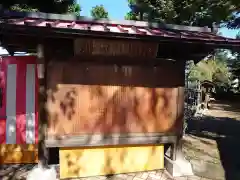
left=0, top=0, right=239, bottom=54
left=79, top=0, right=130, bottom=20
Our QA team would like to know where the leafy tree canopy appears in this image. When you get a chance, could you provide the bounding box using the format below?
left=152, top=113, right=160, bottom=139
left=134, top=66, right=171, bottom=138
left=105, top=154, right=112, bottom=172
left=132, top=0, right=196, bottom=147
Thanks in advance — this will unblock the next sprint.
left=0, top=0, right=81, bottom=15
left=228, top=33, right=240, bottom=82
left=90, top=5, right=109, bottom=19
left=227, top=12, right=240, bottom=28
left=125, top=0, right=240, bottom=28
left=189, top=58, right=230, bottom=86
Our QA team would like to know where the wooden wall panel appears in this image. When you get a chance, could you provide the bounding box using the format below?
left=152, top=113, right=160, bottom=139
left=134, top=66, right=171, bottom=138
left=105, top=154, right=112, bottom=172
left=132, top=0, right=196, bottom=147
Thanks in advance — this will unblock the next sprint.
left=46, top=60, right=184, bottom=137
left=60, top=145, right=164, bottom=178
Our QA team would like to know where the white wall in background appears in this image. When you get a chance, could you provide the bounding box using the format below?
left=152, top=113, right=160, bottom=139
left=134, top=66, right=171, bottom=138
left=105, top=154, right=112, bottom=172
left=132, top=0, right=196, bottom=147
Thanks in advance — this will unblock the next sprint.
left=232, top=78, right=239, bottom=88
left=0, top=46, right=29, bottom=56
left=0, top=47, right=8, bottom=55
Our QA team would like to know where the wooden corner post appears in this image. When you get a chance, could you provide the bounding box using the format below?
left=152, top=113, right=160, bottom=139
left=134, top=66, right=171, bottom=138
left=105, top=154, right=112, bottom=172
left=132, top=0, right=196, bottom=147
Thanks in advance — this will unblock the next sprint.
left=37, top=43, right=49, bottom=168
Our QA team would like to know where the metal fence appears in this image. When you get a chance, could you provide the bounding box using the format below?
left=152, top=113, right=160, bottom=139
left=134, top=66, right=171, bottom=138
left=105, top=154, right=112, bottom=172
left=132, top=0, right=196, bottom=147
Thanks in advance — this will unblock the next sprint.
left=185, top=88, right=201, bottom=107
left=183, top=80, right=202, bottom=133
left=185, top=80, right=201, bottom=108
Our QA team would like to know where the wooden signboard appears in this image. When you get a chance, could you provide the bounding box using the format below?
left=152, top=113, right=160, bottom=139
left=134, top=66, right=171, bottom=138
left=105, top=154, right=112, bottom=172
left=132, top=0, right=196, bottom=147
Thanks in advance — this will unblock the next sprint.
left=74, top=38, right=158, bottom=58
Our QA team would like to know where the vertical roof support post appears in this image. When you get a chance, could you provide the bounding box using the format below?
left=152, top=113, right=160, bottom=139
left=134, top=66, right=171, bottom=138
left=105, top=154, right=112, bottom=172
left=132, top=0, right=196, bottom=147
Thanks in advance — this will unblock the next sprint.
left=37, top=43, right=49, bottom=169
left=165, top=60, right=194, bottom=177
left=37, top=44, right=44, bottom=59
left=211, top=22, right=218, bottom=34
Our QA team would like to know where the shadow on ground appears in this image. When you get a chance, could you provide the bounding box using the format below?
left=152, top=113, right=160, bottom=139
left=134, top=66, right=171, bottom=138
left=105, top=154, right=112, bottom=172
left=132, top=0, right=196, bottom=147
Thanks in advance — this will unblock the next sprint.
left=186, top=102, right=240, bottom=180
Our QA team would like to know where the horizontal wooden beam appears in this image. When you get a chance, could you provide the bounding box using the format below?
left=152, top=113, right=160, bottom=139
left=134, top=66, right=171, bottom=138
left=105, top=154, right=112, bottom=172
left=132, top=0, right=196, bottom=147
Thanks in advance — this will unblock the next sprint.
left=46, top=133, right=177, bottom=148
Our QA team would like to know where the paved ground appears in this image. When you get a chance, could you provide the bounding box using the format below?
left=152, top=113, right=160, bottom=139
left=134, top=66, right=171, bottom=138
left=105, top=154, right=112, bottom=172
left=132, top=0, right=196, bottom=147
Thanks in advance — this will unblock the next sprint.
left=68, top=170, right=207, bottom=180
left=186, top=100, right=240, bottom=180
left=0, top=164, right=207, bottom=180
left=205, top=101, right=240, bottom=120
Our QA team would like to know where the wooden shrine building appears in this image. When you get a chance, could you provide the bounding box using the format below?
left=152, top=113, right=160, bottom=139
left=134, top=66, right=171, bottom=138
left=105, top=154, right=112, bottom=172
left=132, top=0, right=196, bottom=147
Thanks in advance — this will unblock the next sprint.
left=0, top=10, right=239, bottom=179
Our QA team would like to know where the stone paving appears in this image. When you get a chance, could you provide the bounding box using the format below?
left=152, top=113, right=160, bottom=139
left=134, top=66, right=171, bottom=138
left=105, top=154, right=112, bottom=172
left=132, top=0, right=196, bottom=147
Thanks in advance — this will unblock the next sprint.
left=72, top=170, right=208, bottom=180
left=0, top=164, right=210, bottom=180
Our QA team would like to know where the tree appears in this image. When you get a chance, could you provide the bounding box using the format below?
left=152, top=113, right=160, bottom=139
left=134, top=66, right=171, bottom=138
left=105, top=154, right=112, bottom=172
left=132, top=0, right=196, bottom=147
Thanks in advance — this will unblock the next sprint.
left=125, top=11, right=138, bottom=20
left=189, top=57, right=230, bottom=87
left=125, top=0, right=239, bottom=28
left=67, top=3, right=81, bottom=16
left=90, top=5, right=109, bottom=19
left=228, top=33, right=240, bottom=88
left=227, top=12, right=240, bottom=29
left=0, top=0, right=81, bottom=15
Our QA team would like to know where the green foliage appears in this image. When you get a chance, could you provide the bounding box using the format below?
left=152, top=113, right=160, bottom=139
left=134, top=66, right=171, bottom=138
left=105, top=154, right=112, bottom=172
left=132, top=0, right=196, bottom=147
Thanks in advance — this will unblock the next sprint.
left=189, top=57, right=230, bottom=87
left=228, top=33, right=240, bottom=81
left=90, top=5, right=109, bottom=19
left=125, top=0, right=239, bottom=27
left=125, top=12, right=138, bottom=20
left=9, top=4, right=38, bottom=12
left=227, top=12, right=240, bottom=29
left=1, top=0, right=81, bottom=14
left=67, top=3, right=81, bottom=16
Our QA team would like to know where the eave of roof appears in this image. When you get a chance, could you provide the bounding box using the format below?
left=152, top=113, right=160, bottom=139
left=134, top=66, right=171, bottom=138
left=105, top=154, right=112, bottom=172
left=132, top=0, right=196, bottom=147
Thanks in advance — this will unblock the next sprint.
left=201, top=80, right=215, bottom=86
left=0, top=10, right=213, bottom=32
left=0, top=10, right=239, bottom=52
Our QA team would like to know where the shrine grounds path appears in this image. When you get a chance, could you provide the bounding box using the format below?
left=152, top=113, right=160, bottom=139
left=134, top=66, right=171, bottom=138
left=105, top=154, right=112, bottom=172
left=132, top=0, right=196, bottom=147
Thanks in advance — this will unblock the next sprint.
left=185, top=100, right=240, bottom=180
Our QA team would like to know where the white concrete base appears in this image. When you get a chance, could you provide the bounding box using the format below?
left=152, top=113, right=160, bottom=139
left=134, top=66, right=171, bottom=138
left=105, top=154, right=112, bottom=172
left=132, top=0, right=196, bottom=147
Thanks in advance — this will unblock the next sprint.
left=26, top=164, right=57, bottom=180
left=164, top=154, right=194, bottom=177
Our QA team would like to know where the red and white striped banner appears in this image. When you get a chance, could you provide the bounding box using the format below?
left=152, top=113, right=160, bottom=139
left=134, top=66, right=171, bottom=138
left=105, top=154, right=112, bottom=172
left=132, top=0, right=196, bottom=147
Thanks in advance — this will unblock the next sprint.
left=0, top=56, right=38, bottom=144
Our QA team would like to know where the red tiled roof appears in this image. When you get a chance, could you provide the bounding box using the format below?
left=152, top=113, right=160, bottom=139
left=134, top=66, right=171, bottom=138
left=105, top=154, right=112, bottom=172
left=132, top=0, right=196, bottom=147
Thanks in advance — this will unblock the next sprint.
left=0, top=10, right=240, bottom=47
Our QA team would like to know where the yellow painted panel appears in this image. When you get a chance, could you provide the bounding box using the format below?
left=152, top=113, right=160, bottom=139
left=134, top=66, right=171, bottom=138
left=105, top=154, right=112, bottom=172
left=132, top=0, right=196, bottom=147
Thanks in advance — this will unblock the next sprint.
left=60, top=145, right=164, bottom=179
left=0, top=144, right=38, bottom=164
